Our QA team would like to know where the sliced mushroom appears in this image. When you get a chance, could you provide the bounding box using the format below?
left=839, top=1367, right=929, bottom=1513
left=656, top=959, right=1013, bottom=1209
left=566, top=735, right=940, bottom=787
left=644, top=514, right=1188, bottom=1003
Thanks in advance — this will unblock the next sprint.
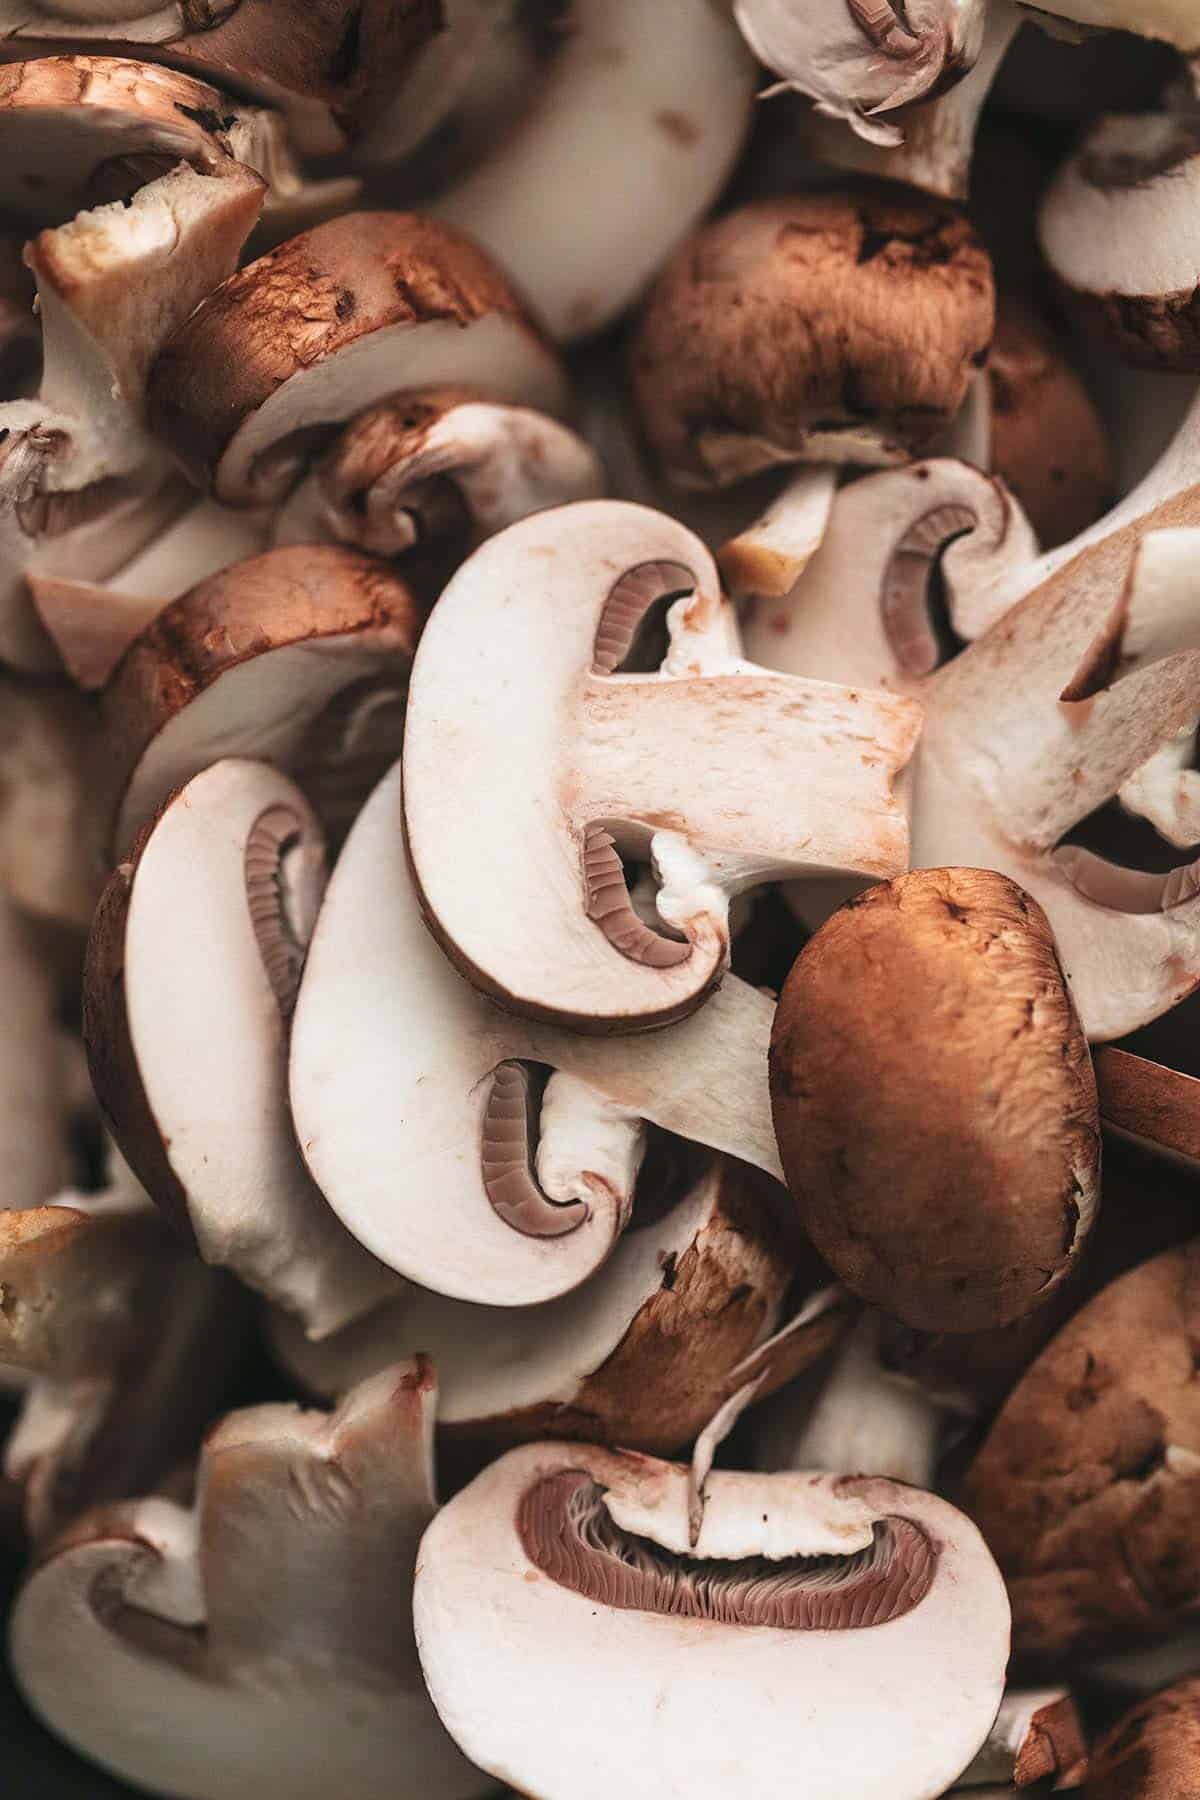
left=291, top=758, right=795, bottom=1306
left=1027, top=0, right=1198, bottom=50
left=403, top=499, right=921, bottom=1032
left=84, top=759, right=403, bottom=1337
left=632, top=189, right=995, bottom=484
left=414, top=1442, right=1010, bottom=1800
left=770, top=869, right=1100, bottom=1333
left=956, top=1688, right=1088, bottom=1789
left=147, top=210, right=569, bottom=509
left=0, top=674, right=107, bottom=929
left=0, top=895, right=74, bottom=1214
left=428, top=0, right=756, bottom=342
left=1083, top=1678, right=1200, bottom=1798
left=963, top=1243, right=1200, bottom=1660
left=1095, top=1048, right=1200, bottom=1166
left=98, top=543, right=422, bottom=856
left=10, top=1361, right=485, bottom=1799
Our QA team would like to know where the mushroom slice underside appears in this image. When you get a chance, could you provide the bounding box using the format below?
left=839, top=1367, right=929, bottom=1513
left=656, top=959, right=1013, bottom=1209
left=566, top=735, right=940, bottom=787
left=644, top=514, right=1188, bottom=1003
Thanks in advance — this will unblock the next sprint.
left=290, top=758, right=784, bottom=1308
left=403, top=500, right=921, bottom=1033
left=84, top=758, right=401, bottom=1339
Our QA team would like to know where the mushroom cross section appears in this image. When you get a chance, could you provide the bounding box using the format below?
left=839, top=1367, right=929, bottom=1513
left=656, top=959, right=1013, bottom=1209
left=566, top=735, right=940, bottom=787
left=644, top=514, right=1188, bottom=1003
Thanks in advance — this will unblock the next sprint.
left=402, top=499, right=922, bottom=1033
left=291, top=759, right=786, bottom=1307
left=413, top=1442, right=1010, bottom=1800
left=9, top=1361, right=486, bottom=1800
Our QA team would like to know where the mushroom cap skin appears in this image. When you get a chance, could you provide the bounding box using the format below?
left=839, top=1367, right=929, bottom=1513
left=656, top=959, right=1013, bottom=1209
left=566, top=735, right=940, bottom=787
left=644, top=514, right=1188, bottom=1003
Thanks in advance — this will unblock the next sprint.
left=84, top=758, right=402, bottom=1338
left=631, top=189, right=995, bottom=488
left=402, top=498, right=921, bottom=1034
left=769, top=868, right=1100, bottom=1334
left=414, top=1442, right=1011, bottom=1800
left=146, top=210, right=569, bottom=506
left=1083, top=1677, right=1200, bottom=1798
left=99, top=542, right=422, bottom=857
left=963, top=1245, right=1200, bottom=1661
left=9, top=1361, right=486, bottom=1800
left=1039, top=114, right=1200, bottom=374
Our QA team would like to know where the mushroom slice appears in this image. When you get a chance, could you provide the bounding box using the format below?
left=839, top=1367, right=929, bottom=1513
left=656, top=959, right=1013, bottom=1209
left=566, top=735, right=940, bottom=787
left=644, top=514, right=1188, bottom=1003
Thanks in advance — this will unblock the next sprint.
left=99, top=543, right=421, bottom=857
left=956, top=1689, right=1088, bottom=1789
left=147, top=211, right=569, bottom=507
left=0, top=896, right=74, bottom=1215
left=414, top=1443, right=1010, bottom=1800
left=963, top=1243, right=1200, bottom=1660
left=0, top=674, right=107, bottom=929
left=10, top=1361, right=485, bottom=1799
left=269, top=1156, right=845, bottom=1459
left=0, top=156, right=263, bottom=671
left=1096, top=1048, right=1200, bottom=1166
left=632, top=189, right=995, bottom=484
left=732, top=0, right=987, bottom=147
left=1028, top=0, right=1198, bottom=50
left=275, top=387, right=606, bottom=565
left=403, top=500, right=922, bottom=1032
left=1040, top=111, right=1200, bottom=373
left=770, top=868, right=1100, bottom=1333
left=1083, top=1678, right=1200, bottom=1798
left=84, top=759, right=402, bottom=1338
left=291, top=759, right=794, bottom=1305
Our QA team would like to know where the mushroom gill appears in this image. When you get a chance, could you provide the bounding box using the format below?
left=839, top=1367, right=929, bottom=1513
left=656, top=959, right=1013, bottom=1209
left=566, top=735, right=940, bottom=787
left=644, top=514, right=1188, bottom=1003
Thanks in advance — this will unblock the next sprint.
left=243, top=802, right=325, bottom=1017
left=480, top=1062, right=588, bottom=1239
left=881, top=502, right=976, bottom=675
left=583, top=824, right=692, bottom=970
left=591, top=560, right=697, bottom=675
left=517, top=1470, right=935, bottom=1628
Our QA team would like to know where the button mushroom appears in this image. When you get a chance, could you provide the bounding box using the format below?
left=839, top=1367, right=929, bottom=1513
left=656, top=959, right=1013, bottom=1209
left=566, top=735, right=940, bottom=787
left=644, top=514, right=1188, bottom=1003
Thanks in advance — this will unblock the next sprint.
left=414, top=1442, right=1011, bottom=1800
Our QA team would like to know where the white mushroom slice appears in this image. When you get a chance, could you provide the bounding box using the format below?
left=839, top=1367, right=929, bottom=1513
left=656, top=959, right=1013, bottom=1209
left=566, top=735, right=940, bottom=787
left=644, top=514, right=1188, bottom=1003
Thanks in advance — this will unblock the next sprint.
left=0, top=156, right=263, bottom=670
left=291, top=760, right=790, bottom=1306
left=84, top=759, right=403, bottom=1337
left=956, top=1688, right=1088, bottom=1789
left=414, top=1443, right=1010, bottom=1800
left=403, top=500, right=922, bottom=1032
left=430, top=0, right=756, bottom=342
left=269, top=1155, right=843, bottom=1458
left=10, top=1361, right=486, bottom=1799
left=0, top=896, right=74, bottom=1214
left=98, top=543, right=421, bottom=857
left=147, top=211, right=569, bottom=508
left=275, top=389, right=606, bottom=561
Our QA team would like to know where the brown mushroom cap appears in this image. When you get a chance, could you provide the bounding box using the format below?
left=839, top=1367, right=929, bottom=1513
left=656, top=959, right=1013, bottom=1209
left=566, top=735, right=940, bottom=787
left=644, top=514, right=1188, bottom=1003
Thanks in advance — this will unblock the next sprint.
left=769, top=867, right=1100, bottom=1334
left=963, top=1244, right=1200, bottom=1662
left=1084, top=1677, right=1200, bottom=1798
left=631, top=188, right=995, bottom=488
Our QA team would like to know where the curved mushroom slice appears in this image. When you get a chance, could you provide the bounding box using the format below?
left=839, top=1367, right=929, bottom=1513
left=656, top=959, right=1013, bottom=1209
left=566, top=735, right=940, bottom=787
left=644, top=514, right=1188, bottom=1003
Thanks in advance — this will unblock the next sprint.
left=770, top=869, right=1100, bottom=1333
left=99, top=544, right=422, bottom=857
left=414, top=1443, right=1010, bottom=1800
left=1082, top=1678, right=1200, bottom=1797
left=963, top=1243, right=1200, bottom=1660
left=632, top=189, right=995, bottom=484
left=10, top=1361, right=486, bottom=1799
left=956, top=1689, right=1088, bottom=1789
left=274, top=387, right=605, bottom=566
left=1096, top=1048, right=1200, bottom=1165
left=84, top=759, right=403, bottom=1337
left=147, top=211, right=569, bottom=507
left=403, top=500, right=922, bottom=1032
left=0, top=895, right=74, bottom=1214
left=292, top=759, right=794, bottom=1305
left=0, top=156, right=263, bottom=671
left=270, top=1156, right=846, bottom=1459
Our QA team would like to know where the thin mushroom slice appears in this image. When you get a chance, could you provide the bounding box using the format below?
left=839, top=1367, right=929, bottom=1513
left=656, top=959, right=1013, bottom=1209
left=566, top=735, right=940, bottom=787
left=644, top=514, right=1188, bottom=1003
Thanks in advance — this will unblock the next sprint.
left=414, top=1442, right=1010, bottom=1800
left=403, top=500, right=922, bottom=1033
left=1095, top=1048, right=1200, bottom=1166
left=10, top=1361, right=487, bottom=1800
left=84, top=759, right=403, bottom=1338
left=147, top=211, right=570, bottom=508
left=290, top=760, right=788, bottom=1307
left=1082, top=1678, right=1200, bottom=1799
left=268, top=1156, right=844, bottom=1460
left=99, top=543, right=422, bottom=858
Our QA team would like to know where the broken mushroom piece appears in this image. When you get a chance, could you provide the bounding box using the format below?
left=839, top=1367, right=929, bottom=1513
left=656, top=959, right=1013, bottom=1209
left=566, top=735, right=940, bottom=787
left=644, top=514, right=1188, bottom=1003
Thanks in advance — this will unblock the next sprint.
left=98, top=543, right=422, bottom=857
left=1095, top=1048, right=1200, bottom=1166
left=147, top=210, right=570, bottom=508
left=403, top=499, right=922, bottom=1033
left=84, top=758, right=402, bottom=1338
left=963, top=1243, right=1200, bottom=1660
left=10, top=1361, right=485, bottom=1799
left=632, top=188, right=995, bottom=484
left=770, top=869, right=1100, bottom=1333
left=1083, top=1678, right=1200, bottom=1798
left=956, top=1689, right=1088, bottom=1789
left=269, top=1155, right=847, bottom=1461
left=414, top=1443, right=1010, bottom=1800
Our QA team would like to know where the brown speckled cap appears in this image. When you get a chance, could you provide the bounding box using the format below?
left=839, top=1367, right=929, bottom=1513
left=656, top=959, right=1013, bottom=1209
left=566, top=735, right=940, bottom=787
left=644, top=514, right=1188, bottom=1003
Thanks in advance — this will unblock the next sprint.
left=1085, top=1678, right=1200, bottom=1799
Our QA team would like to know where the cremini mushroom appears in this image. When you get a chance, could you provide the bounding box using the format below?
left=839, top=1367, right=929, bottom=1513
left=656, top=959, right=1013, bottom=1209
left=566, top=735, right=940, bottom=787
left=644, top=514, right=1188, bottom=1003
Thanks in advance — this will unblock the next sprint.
left=414, top=1442, right=1011, bottom=1800
left=1083, top=1678, right=1200, bottom=1799
left=9, top=1360, right=486, bottom=1799
left=769, top=868, right=1100, bottom=1333
left=84, top=758, right=402, bottom=1337
left=402, top=499, right=921, bottom=1033
left=632, top=188, right=995, bottom=484
left=963, top=1243, right=1200, bottom=1660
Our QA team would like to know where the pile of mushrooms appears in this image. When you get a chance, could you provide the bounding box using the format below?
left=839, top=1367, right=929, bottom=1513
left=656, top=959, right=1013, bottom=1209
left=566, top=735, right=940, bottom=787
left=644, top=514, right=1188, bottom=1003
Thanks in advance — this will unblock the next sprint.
left=1, top=7, right=1200, bottom=1798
